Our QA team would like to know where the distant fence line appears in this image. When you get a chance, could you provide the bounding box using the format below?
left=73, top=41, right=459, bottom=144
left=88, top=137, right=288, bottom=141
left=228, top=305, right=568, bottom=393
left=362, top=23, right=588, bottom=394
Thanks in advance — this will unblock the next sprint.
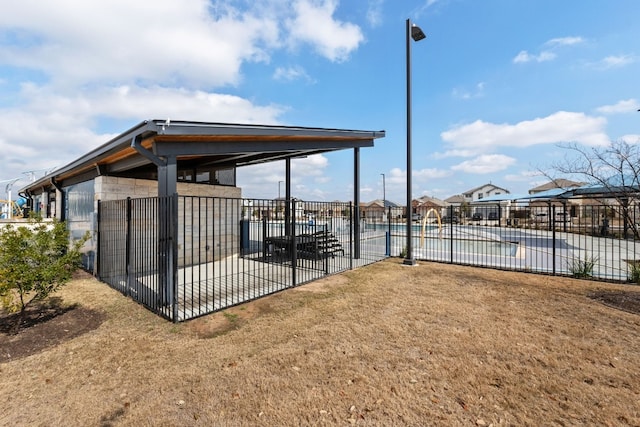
left=380, top=204, right=640, bottom=283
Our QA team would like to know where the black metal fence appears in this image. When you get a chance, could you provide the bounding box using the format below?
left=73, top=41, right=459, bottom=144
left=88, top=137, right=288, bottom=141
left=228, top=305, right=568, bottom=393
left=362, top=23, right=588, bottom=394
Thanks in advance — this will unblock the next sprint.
left=97, top=196, right=387, bottom=321
left=98, top=196, right=639, bottom=321
left=380, top=204, right=640, bottom=283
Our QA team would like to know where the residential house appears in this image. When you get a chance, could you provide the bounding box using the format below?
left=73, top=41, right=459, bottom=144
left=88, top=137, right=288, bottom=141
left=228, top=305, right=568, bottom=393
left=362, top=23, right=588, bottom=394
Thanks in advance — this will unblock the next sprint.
left=412, top=195, right=449, bottom=222
left=444, top=194, right=467, bottom=219
left=528, top=179, right=586, bottom=221
left=461, top=183, right=510, bottom=219
left=463, top=183, right=510, bottom=202
left=361, top=199, right=400, bottom=222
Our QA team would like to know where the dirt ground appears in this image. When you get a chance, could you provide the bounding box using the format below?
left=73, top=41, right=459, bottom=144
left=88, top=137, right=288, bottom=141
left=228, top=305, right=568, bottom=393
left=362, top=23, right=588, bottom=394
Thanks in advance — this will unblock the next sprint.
left=1, top=260, right=640, bottom=426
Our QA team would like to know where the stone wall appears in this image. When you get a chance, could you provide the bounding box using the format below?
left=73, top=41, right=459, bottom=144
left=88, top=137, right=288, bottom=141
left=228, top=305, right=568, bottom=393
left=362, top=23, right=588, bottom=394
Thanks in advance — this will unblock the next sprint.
left=178, top=196, right=241, bottom=266
left=94, top=176, right=241, bottom=201
left=95, top=176, right=242, bottom=270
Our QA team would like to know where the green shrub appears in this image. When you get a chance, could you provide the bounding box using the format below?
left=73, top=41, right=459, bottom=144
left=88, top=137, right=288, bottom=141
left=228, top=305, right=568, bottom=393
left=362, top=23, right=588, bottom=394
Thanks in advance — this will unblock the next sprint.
left=628, top=261, right=640, bottom=285
left=0, top=217, right=88, bottom=332
left=399, top=246, right=407, bottom=258
left=567, top=254, right=598, bottom=278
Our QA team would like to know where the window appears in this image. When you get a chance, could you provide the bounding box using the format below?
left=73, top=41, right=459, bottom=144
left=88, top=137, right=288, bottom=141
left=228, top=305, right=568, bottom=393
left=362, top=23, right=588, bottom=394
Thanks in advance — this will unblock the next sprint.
left=176, top=166, right=236, bottom=186
left=478, top=193, right=484, bottom=200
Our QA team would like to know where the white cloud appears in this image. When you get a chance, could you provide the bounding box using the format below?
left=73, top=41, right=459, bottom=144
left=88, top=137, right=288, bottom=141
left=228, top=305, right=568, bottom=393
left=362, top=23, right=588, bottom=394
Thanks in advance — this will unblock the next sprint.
left=286, top=0, right=364, bottom=62
left=0, top=82, right=287, bottom=188
left=452, top=82, right=485, bottom=100
left=413, top=0, right=441, bottom=18
left=451, top=154, right=516, bottom=174
left=388, top=167, right=407, bottom=185
left=366, top=0, right=384, bottom=27
left=513, top=51, right=532, bottom=63
left=273, top=65, right=315, bottom=83
left=504, top=170, right=542, bottom=183
left=0, top=1, right=365, bottom=88
left=545, top=36, right=584, bottom=47
left=12, top=83, right=284, bottom=128
left=598, top=54, right=636, bottom=69
left=291, top=154, right=329, bottom=176
left=385, top=167, right=450, bottom=186
left=414, top=168, right=452, bottom=179
left=514, top=36, right=583, bottom=64
left=0, top=0, right=281, bottom=88
left=513, top=50, right=556, bottom=63
left=621, top=134, right=640, bottom=144
left=596, top=99, right=640, bottom=115
left=432, top=149, right=478, bottom=159
left=0, top=108, right=113, bottom=186
left=0, top=1, right=369, bottom=190
left=237, top=155, right=332, bottom=199
left=441, top=111, right=610, bottom=152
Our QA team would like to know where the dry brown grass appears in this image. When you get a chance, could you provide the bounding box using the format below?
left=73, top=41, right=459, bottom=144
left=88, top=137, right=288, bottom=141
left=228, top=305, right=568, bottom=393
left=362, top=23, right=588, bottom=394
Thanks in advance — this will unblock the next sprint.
left=1, top=259, right=640, bottom=426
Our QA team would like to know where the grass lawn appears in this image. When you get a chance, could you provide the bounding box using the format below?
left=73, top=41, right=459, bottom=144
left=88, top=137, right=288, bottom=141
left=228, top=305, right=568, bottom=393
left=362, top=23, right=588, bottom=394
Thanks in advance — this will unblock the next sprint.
left=1, top=259, right=640, bottom=426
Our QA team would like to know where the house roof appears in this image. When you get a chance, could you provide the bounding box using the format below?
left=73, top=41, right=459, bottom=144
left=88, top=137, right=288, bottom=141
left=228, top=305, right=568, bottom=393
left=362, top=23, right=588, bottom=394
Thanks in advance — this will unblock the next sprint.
left=462, top=183, right=510, bottom=197
left=479, top=178, right=640, bottom=202
left=477, top=187, right=574, bottom=203
left=21, top=120, right=385, bottom=192
left=444, top=194, right=465, bottom=204
left=414, top=196, right=448, bottom=207
left=528, top=179, right=585, bottom=194
left=364, top=199, right=399, bottom=208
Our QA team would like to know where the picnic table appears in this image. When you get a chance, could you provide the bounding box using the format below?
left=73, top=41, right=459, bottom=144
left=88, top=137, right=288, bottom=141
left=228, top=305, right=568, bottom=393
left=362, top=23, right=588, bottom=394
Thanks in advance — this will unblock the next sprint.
left=265, top=231, right=343, bottom=260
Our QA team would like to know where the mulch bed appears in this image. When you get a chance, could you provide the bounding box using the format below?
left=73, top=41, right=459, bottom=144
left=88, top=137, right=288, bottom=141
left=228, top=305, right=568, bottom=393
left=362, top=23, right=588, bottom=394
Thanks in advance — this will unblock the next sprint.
left=588, top=289, right=640, bottom=316
left=1, top=302, right=106, bottom=363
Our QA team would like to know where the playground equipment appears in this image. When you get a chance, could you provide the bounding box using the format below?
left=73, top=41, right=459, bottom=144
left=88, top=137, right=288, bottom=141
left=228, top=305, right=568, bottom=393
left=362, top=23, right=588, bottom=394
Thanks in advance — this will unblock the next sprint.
left=420, top=208, right=443, bottom=247
left=0, top=197, right=27, bottom=219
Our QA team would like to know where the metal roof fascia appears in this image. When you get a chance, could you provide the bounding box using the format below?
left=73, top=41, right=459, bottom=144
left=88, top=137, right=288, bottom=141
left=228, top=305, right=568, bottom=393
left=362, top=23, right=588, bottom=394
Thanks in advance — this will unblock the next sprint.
left=151, top=120, right=386, bottom=139
left=152, top=138, right=375, bottom=157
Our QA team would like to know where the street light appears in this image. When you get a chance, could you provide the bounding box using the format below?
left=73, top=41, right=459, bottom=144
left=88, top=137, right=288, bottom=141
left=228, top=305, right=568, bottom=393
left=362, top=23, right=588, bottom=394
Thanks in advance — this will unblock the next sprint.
left=404, top=18, right=426, bottom=266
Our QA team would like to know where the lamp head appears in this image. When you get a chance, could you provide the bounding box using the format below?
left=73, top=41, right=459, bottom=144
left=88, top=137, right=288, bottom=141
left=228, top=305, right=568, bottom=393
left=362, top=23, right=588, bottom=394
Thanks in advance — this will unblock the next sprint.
left=411, top=24, right=426, bottom=42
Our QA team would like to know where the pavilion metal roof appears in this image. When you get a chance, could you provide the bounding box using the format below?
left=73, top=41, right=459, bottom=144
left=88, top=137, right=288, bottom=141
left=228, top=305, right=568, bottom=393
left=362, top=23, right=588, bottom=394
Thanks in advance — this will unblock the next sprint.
left=21, top=120, right=385, bottom=192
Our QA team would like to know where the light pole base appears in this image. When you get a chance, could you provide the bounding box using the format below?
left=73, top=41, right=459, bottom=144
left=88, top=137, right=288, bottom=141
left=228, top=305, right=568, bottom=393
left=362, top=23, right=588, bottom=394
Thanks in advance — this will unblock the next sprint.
left=402, top=258, right=418, bottom=266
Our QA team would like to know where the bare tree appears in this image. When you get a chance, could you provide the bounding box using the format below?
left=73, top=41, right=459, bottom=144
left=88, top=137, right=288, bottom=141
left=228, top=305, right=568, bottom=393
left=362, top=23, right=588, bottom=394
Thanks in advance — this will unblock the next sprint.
left=549, top=140, right=640, bottom=239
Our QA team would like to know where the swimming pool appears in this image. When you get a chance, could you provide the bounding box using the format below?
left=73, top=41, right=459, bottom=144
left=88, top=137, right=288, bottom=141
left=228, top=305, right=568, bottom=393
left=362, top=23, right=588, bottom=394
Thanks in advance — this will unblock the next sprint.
left=416, top=237, right=518, bottom=257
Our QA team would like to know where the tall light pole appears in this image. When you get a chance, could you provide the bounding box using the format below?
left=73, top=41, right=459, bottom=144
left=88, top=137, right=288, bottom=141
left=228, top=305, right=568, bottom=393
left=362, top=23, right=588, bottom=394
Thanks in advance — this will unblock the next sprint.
left=278, top=180, right=284, bottom=199
left=380, top=173, right=386, bottom=207
left=404, top=18, right=426, bottom=266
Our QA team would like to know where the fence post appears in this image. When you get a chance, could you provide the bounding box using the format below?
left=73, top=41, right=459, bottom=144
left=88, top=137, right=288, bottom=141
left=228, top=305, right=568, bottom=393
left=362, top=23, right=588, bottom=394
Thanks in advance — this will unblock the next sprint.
left=171, top=193, right=179, bottom=322
left=262, top=216, right=268, bottom=259
left=125, top=197, right=132, bottom=297
left=291, top=199, right=297, bottom=286
left=450, top=204, right=454, bottom=263
left=552, top=204, right=556, bottom=275
left=385, top=205, right=391, bottom=256
left=96, top=200, right=102, bottom=278
left=157, top=194, right=179, bottom=322
left=349, top=202, right=353, bottom=270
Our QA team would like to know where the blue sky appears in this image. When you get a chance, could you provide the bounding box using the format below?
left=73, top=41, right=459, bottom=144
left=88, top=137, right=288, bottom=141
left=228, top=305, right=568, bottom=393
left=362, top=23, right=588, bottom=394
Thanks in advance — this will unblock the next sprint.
left=1, top=0, right=639, bottom=203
